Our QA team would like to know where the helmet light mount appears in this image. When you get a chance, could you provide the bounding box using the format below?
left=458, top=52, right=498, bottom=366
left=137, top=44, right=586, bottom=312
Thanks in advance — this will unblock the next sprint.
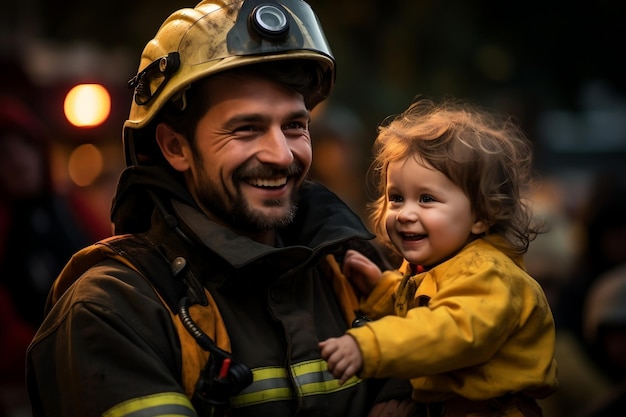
left=249, top=4, right=289, bottom=39
left=128, top=52, right=181, bottom=106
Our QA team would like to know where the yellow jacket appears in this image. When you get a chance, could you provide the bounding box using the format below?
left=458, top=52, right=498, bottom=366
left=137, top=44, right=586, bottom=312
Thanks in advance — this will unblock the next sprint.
left=347, top=238, right=558, bottom=403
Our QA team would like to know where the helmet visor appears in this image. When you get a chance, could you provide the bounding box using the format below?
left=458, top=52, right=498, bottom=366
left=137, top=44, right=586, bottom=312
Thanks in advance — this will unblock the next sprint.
left=178, top=0, right=333, bottom=67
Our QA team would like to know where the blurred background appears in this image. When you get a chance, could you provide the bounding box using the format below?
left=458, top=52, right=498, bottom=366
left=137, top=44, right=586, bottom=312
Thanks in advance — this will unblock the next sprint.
left=1, top=0, right=625, bottom=216
left=2, top=0, right=625, bottom=190
left=1, top=1, right=625, bottom=416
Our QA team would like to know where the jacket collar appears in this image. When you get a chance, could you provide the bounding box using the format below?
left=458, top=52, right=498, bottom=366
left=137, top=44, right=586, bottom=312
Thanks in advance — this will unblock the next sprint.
left=111, top=164, right=374, bottom=270
left=171, top=180, right=374, bottom=268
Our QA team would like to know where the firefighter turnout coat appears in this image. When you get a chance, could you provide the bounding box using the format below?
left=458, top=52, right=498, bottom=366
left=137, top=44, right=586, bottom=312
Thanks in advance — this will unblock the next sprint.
left=26, top=165, right=389, bottom=417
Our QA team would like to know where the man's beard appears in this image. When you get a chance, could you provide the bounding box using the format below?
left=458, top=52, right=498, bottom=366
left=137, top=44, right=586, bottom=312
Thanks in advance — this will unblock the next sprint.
left=194, top=165, right=301, bottom=232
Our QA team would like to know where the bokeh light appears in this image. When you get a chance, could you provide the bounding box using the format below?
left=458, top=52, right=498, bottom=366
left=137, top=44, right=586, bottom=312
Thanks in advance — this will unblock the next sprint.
left=64, top=84, right=111, bottom=127
left=67, top=143, right=104, bottom=187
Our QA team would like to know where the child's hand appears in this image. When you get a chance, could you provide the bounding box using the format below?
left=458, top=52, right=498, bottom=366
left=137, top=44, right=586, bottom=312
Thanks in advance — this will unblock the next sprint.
left=319, top=335, right=363, bottom=385
left=343, top=250, right=383, bottom=296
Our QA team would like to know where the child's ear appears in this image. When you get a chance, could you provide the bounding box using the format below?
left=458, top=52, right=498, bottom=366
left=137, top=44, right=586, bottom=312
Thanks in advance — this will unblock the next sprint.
left=155, top=123, right=190, bottom=172
left=471, top=219, right=489, bottom=235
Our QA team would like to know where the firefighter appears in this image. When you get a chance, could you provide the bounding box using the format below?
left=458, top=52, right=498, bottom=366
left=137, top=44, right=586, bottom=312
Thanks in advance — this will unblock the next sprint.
left=26, top=1, right=413, bottom=416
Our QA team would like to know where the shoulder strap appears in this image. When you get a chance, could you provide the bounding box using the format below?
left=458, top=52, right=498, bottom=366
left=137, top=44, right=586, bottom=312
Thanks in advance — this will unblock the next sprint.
left=48, top=234, right=187, bottom=313
left=48, top=233, right=242, bottom=405
left=102, top=234, right=187, bottom=312
left=104, top=236, right=244, bottom=407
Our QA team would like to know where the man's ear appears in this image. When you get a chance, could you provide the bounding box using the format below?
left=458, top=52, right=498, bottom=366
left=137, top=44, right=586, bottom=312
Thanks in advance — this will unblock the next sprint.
left=155, top=123, right=190, bottom=172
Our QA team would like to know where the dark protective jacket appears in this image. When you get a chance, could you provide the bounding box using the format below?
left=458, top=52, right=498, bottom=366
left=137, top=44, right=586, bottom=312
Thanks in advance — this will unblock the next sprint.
left=27, top=165, right=399, bottom=417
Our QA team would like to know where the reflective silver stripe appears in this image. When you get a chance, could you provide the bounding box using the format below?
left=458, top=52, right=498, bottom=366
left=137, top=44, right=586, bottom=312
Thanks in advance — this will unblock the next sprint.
left=230, top=366, right=293, bottom=407
left=292, top=359, right=361, bottom=395
left=230, top=359, right=362, bottom=408
left=102, top=392, right=196, bottom=417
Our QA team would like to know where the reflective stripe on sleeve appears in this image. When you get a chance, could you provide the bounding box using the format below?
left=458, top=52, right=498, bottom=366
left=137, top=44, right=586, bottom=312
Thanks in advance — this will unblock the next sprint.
left=102, top=392, right=196, bottom=417
left=230, top=359, right=362, bottom=408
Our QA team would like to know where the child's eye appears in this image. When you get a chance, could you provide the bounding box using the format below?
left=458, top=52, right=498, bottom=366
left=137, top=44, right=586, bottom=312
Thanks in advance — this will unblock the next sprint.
left=388, top=194, right=403, bottom=203
left=420, top=195, right=436, bottom=203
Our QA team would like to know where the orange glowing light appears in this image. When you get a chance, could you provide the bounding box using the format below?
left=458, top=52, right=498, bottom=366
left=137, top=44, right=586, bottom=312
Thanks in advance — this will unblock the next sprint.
left=64, top=84, right=111, bottom=127
left=68, top=144, right=104, bottom=187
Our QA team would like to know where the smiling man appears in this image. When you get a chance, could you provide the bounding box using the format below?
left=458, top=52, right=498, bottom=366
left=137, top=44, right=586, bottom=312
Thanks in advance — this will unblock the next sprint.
left=25, top=1, right=411, bottom=417
left=160, top=69, right=314, bottom=243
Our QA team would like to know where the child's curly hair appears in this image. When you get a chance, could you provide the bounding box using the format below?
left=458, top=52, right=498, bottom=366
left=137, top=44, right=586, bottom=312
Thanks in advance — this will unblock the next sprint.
left=369, top=98, right=544, bottom=258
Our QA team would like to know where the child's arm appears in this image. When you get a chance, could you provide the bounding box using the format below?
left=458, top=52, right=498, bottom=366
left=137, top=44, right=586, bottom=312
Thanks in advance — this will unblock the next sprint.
left=319, top=334, right=363, bottom=384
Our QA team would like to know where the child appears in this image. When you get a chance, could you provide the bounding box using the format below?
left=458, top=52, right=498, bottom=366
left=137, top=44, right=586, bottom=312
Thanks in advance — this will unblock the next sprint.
left=319, top=98, right=558, bottom=417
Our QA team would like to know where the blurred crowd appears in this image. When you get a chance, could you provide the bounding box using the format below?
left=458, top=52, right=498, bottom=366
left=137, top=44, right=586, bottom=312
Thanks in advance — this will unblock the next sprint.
left=0, top=60, right=113, bottom=417
left=525, top=172, right=626, bottom=416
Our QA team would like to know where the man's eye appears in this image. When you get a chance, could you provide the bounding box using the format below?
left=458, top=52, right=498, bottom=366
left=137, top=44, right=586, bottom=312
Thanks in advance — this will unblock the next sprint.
left=283, top=122, right=309, bottom=139
left=235, top=125, right=258, bottom=132
left=285, top=121, right=307, bottom=130
left=285, top=120, right=309, bottom=130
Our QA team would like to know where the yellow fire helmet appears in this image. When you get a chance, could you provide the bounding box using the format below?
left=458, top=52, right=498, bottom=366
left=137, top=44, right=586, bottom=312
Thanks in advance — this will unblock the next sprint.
left=123, top=0, right=335, bottom=166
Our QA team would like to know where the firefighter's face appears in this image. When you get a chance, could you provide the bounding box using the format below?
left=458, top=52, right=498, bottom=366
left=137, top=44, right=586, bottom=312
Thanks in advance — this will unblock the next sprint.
left=162, top=72, right=312, bottom=238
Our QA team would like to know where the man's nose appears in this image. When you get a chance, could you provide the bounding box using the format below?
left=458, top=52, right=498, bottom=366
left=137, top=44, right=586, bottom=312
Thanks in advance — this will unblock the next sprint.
left=257, top=127, right=294, bottom=167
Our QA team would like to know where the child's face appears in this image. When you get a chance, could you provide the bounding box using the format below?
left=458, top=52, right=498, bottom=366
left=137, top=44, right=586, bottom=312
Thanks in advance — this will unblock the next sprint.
left=384, top=156, right=487, bottom=267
